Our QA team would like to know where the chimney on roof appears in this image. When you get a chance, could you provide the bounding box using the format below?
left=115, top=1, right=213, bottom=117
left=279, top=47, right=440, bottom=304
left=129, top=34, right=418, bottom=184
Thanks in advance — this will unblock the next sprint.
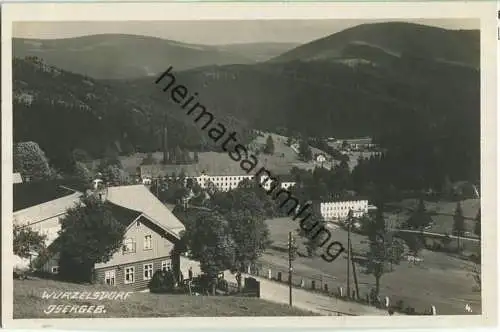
left=96, top=186, right=108, bottom=203
left=92, top=175, right=107, bottom=202
left=162, top=117, right=169, bottom=164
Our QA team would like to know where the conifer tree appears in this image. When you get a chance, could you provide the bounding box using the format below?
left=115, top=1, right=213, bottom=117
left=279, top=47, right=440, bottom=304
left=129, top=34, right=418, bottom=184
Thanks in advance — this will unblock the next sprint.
left=474, top=208, right=481, bottom=237
left=406, top=198, right=432, bottom=230
left=453, top=201, right=466, bottom=250
left=263, top=135, right=275, bottom=155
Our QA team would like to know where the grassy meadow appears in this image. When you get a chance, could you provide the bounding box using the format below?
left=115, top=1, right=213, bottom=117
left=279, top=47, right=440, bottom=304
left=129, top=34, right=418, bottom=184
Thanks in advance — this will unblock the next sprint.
left=14, top=278, right=317, bottom=319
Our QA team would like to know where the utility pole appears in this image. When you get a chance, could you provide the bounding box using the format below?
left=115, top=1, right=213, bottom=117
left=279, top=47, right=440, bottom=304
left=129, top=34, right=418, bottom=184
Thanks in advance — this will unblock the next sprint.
left=347, top=210, right=352, bottom=298
left=288, top=231, right=295, bottom=307
left=350, top=242, right=360, bottom=300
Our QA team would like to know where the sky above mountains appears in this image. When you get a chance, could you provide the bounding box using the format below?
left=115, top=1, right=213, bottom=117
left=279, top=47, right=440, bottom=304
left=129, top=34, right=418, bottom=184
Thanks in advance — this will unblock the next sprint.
left=14, top=19, right=477, bottom=45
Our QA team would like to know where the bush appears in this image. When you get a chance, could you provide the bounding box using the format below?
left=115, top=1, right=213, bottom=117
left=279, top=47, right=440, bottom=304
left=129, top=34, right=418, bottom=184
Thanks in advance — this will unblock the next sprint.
left=217, top=279, right=229, bottom=292
left=395, top=299, right=405, bottom=311
left=404, top=306, right=416, bottom=315
left=148, top=269, right=177, bottom=293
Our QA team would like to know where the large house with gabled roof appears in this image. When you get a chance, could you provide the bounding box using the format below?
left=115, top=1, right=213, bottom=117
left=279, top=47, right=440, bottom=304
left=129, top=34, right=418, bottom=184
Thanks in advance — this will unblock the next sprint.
left=92, top=185, right=186, bottom=290
left=15, top=181, right=186, bottom=290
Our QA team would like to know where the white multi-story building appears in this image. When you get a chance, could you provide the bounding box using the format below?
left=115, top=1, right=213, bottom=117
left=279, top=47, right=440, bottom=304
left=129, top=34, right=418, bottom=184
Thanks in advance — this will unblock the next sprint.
left=258, top=174, right=296, bottom=192
left=140, top=163, right=297, bottom=193
left=188, top=173, right=296, bottom=193
left=281, top=181, right=296, bottom=190
left=319, top=200, right=369, bottom=221
left=192, top=174, right=255, bottom=192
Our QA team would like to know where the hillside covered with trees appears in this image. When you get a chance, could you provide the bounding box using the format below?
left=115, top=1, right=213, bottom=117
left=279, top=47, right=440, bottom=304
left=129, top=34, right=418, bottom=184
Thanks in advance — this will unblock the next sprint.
left=13, top=22, right=480, bottom=191
left=13, top=57, right=255, bottom=173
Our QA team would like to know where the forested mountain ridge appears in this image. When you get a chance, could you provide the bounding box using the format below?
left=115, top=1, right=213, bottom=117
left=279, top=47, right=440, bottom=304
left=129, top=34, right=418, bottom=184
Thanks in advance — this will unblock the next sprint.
left=13, top=21, right=480, bottom=189
left=13, top=57, right=254, bottom=172
left=128, top=45, right=479, bottom=140
left=13, top=35, right=298, bottom=79
left=270, top=22, right=479, bottom=68
left=122, top=22, right=480, bottom=186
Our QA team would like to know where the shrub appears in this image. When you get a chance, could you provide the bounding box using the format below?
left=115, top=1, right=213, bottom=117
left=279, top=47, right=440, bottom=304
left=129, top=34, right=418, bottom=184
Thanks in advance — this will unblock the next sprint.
left=395, top=299, right=405, bottom=311
left=148, top=269, right=177, bottom=293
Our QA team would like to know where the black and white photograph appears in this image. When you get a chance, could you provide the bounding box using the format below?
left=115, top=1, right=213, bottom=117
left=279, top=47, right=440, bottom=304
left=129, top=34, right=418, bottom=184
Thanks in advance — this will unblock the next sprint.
left=1, top=2, right=497, bottom=329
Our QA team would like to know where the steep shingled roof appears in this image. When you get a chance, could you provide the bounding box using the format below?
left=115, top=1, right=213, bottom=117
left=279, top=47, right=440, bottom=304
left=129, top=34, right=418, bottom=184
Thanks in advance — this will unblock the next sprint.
left=105, top=185, right=185, bottom=238
left=13, top=191, right=82, bottom=227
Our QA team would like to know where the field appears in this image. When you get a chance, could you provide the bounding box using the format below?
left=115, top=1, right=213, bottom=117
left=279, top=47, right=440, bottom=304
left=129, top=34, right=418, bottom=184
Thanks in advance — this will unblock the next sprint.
left=263, top=215, right=481, bottom=315
left=250, top=132, right=327, bottom=173
left=386, top=198, right=480, bottom=237
left=14, top=278, right=316, bottom=318
left=101, top=132, right=327, bottom=177
left=93, top=131, right=378, bottom=177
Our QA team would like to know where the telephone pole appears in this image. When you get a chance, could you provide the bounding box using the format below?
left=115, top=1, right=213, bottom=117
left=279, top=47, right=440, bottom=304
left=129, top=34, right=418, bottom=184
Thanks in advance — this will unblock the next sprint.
left=347, top=221, right=351, bottom=297
left=346, top=209, right=353, bottom=298
left=350, top=242, right=360, bottom=300
left=288, top=231, right=295, bottom=306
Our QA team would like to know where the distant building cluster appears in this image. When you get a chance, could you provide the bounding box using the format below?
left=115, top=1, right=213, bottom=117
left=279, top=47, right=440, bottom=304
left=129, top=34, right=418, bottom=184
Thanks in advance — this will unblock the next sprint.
left=327, top=137, right=376, bottom=152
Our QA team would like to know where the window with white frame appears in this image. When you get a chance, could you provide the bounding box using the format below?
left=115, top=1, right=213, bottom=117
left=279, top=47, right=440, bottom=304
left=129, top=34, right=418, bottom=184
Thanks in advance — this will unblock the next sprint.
left=124, top=266, right=135, bottom=284
left=143, top=263, right=154, bottom=280
left=51, top=266, right=59, bottom=274
left=144, top=235, right=152, bottom=250
left=105, top=270, right=116, bottom=286
left=123, top=238, right=136, bottom=254
left=161, top=259, right=172, bottom=271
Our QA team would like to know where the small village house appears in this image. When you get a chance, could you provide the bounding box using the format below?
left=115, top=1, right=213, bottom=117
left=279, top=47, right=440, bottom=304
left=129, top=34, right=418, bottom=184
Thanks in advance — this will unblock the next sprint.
left=13, top=172, right=23, bottom=184
left=314, top=153, right=327, bottom=164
